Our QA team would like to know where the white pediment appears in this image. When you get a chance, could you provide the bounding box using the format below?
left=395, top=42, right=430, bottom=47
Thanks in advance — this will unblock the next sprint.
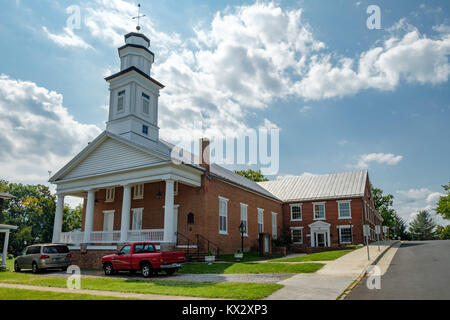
left=60, top=136, right=167, bottom=181
left=308, top=221, right=331, bottom=229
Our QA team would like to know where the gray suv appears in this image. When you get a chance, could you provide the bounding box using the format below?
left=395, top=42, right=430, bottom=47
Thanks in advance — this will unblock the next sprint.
left=14, top=244, right=72, bottom=273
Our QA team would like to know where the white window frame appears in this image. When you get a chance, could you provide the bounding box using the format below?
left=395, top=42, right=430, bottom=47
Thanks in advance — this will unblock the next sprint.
left=290, top=203, right=302, bottom=221
left=291, top=227, right=303, bottom=244
left=105, top=187, right=115, bottom=202
left=133, top=183, right=144, bottom=200
left=257, top=208, right=264, bottom=234
left=117, top=90, right=125, bottom=113
left=218, top=196, right=228, bottom=235
left=271, top=212, right=278, bottom=239
left=337, top=200, right=352, bottom=219
left=338, top=225, right=353, bottom=244
left=313, top=202, right=326, bottom=220
left=131, top=208, right=144, bottom=231
left=102, top=210, right=115, bottom=232
left=240, top=203, right=248, bottom=237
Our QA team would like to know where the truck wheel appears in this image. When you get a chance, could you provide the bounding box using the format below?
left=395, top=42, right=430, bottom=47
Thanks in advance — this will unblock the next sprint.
left=14, top=261, right=21, bottom=272
left=165, top=268, right=178, bottom=276
left=103, top=262, right=115, bottom=276
left=32, top=262, right=39, bottom=274
left=141, top=262, right=152, bottom=278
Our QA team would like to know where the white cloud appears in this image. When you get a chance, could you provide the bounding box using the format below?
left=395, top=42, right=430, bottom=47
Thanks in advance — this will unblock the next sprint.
left=42, top=26, right=93, bottom=50
left=395, top=187, right=446, bottom=224
left=0, top=74, right=101, bottom=184
left=350, top=153, right=403, bottom=168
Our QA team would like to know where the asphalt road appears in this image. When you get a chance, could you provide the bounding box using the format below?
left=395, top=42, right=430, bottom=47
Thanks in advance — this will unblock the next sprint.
left=347, top=240, right=450, bottom=300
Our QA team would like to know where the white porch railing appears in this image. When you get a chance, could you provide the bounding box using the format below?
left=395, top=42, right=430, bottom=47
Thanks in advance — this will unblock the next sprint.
left=59, top=229, right=164, bottom=244
left=60, top=232, right=84, bottom=244
left=90, top=231, right=121, bottom=243
left=128, top=229, right=164, bottom=242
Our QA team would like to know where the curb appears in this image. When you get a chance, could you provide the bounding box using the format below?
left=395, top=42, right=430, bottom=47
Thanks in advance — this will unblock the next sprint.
left=336, top=241, right=400, bottom=300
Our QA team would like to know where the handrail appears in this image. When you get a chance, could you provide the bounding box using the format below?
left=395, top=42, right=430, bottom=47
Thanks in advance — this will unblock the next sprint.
left=176, top=232, right=196, bottom=257
left=195, top=233, right=220, bottom=256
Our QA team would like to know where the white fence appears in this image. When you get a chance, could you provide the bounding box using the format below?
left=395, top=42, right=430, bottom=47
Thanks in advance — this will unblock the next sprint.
left=60, top=229, right=165, bottom=244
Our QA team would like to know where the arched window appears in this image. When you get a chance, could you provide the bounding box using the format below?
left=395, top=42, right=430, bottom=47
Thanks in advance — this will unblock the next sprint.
left=187, top=212, right=194, bottom=224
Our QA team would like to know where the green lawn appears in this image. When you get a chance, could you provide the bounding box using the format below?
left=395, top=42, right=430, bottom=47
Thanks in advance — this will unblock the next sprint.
left=218, top=252, right=282, bottom=262
left=0, top=287, right=129, bottom=300
left=0, top=269, right=282, bottom=300
left=272, top=249, right=354, bottom=262
left=179, top=262, right=324, bottom=274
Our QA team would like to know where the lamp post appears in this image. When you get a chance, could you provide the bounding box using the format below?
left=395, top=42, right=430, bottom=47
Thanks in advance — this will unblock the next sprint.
left=239, top=222, right=246, bottom=253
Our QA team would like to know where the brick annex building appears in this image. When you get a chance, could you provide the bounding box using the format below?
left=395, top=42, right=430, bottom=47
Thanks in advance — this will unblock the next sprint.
left=49, top=31, right=384, bottom=267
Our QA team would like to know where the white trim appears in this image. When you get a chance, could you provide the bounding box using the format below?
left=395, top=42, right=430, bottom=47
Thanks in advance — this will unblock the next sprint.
left=240, top=203, right=248, bottom=237
left=133, top=183, right=144, bottom=199
left=257, top=208, right=264, bottom=234
left=289, top=203, right=302, bottom=221
left=337, top=200, right=352, bottom=219
left=271, top=212, right=278, bottom=239
left=313, top=202, right=326, bottom=220
left=105, top=187, right=115, bottom=202
left=219, top=196, right=228, bottom=235
left=338, top=225, right=353, bottom=244
left=68, top=246, right=118, bottom=250
left=131, top=208, right=144, bottom=230
left=290, top=227, right=304, bottom=244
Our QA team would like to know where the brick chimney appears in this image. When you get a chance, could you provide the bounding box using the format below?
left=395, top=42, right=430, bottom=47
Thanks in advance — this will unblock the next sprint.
left=199, top=138, right=210, bottom=173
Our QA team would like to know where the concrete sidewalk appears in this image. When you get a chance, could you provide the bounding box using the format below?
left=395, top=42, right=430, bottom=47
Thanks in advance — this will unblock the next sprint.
left=266, top=241, right=399, bottom=300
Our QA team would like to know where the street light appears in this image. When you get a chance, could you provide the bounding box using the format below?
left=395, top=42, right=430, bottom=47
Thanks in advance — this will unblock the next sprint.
left=239, top=222, right=246, bottom=253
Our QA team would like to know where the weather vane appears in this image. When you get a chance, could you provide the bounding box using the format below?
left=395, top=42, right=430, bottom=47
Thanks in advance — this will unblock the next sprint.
left=132, top=3, right=146, bottom=31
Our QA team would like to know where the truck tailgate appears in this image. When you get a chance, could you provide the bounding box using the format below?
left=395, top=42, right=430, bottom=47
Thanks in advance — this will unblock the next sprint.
left=161, top=251, right=186, bottom=264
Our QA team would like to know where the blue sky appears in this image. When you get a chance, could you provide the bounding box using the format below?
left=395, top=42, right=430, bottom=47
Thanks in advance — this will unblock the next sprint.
left=0, top=0, right=449, bottom=224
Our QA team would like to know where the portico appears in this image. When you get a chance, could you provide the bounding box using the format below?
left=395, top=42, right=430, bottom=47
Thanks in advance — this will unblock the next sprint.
left=50, top=134, right=203, bottom=246
left=309, top=221, right=331, bottom=247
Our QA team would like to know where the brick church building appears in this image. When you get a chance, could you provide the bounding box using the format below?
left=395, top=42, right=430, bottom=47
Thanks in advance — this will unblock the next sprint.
left=49, top=31, right=383, bottom=268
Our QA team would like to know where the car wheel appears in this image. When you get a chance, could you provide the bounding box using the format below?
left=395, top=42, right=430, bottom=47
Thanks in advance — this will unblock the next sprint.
left=103, top=262, right=114, bottom=276
left=141, top=262, right=152, bottom=278
left=165, top=268, right=178, bottom=276
left=14, top=261, right=21, bottom=272
left=32, top=262, right=39, bottom=274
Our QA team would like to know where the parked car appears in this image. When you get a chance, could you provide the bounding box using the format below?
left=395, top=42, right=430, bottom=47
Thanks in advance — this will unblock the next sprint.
left=101, top=242, right=186, bottom=278
left=14, top=244, right=72, bottom=273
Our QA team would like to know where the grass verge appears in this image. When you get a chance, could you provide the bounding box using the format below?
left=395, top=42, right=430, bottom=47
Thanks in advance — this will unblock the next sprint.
left=272, top=249, right=354, bottom=262
left=0, top=270, right=282, bottom=300
left=218, top=252, right=282, bottom=262
left=179, top=262, right=324, bottom=274
left=0, top=287, right=130, bottom=300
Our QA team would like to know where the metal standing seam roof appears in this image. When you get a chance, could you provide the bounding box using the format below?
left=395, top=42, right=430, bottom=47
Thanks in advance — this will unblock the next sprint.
left=257, top=170, right=368, bottom=202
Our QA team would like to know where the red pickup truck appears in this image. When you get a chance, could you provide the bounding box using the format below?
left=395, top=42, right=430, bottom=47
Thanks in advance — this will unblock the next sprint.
left=101, top=242, right=186, bottom=278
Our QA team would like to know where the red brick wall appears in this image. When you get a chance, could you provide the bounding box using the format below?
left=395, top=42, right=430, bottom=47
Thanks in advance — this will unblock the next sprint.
left=284, top=197, right=365, bottom=251
left=80, top=177, right=282, bottom=254
left=70, top=249, right=116, bottom=269
left=200, top=176, right=283, bottom=253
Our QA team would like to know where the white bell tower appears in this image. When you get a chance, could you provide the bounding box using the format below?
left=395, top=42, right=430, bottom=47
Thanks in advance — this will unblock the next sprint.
left=105, top=31, right=164, bottom=149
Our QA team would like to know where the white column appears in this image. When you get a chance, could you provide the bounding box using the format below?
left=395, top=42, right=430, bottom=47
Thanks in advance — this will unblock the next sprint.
left=163, top=179, right=175, bottom=243
left=311, top=230, right=315, bottom=247
left=120, top=185, right=132, bottom=242
left=52, top=194, right=65, bottom=243
left=83, top=190, right=96, bottom=243
left=327, top=231, right=331, bottom=247
left=1, top=231, right=9, bottom=268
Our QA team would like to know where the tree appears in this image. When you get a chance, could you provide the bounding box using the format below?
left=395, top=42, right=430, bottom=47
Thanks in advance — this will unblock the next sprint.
left=436, top=181, right=450, bottom=220
left=234, top=169, right=269, bottom=182
left=371, top=185, right=411, bottom=240
left=409, top=210, right=437, bottom=240
left=62, top=204, right=83, bottom=232
left=436, top=225, right=450, bottom=240
left=0, top=181, right=56, bottom=256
